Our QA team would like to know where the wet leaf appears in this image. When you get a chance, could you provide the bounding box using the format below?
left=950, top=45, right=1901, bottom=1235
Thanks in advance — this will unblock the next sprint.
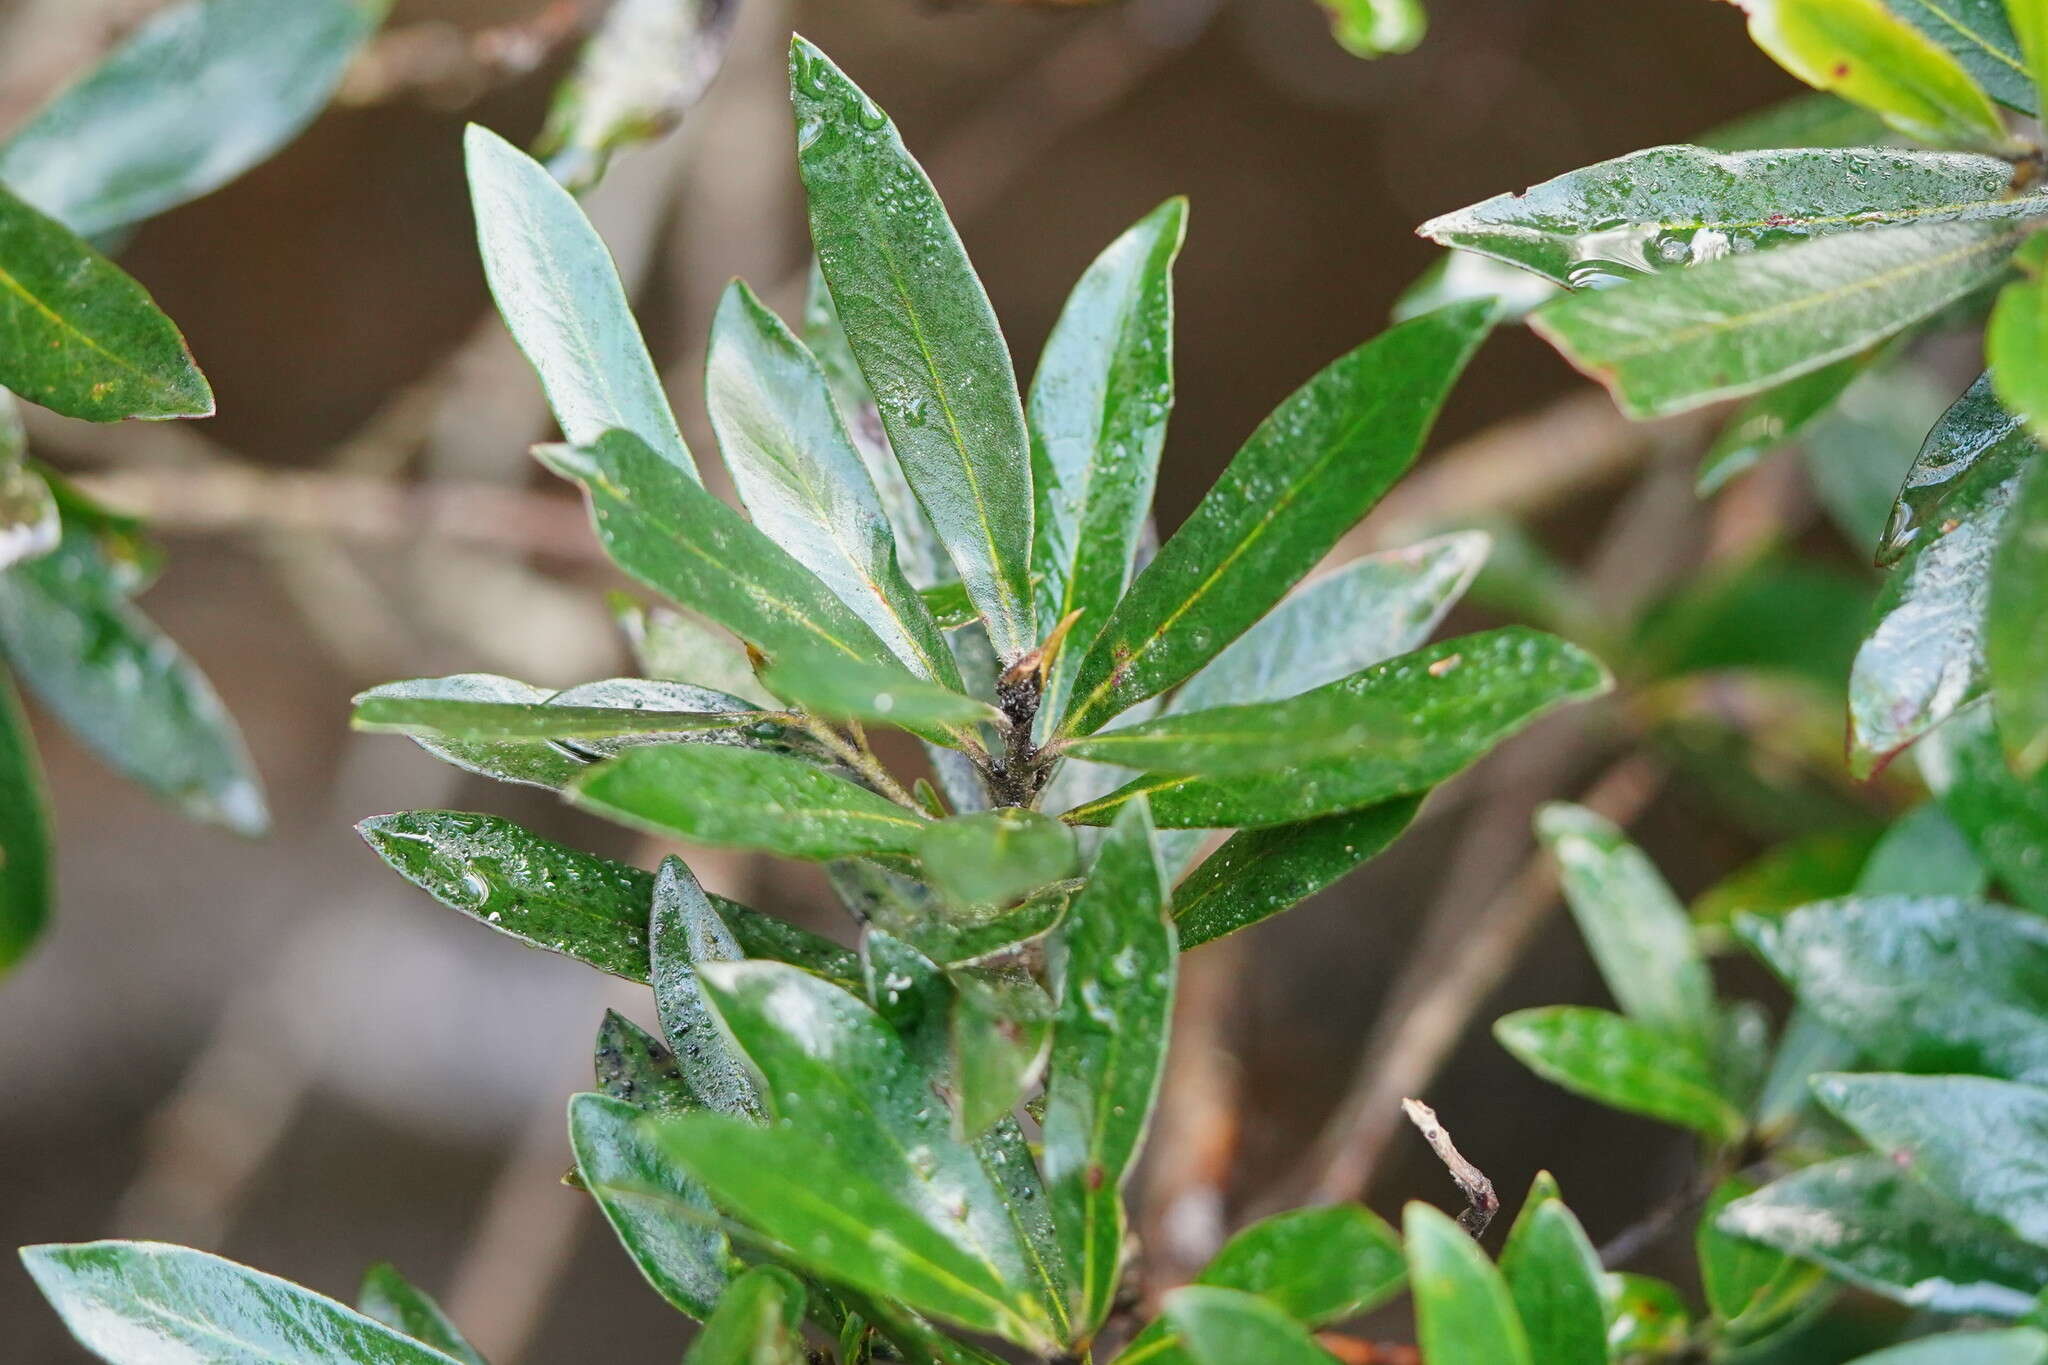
left=1031, top=198, right=1185, bottom=724
left=918, top=809, right=1078, bottom=912
left=758, top=649, right=997, bottom=738
left=357, top=1264, right=486, bottom=1365
left=22, top=1241, right=465, bottom=1364
left=682, top=1265, right=807, bottom=1364
left=1883, top=373, right=2027, bottom=564
left=352, top=691, right=767, bottom=742
left=1499, top=1179, right=1610, bottom=1365
left=1841, top=1331, right=2048, bottom=1365
left=593, top=1009, right=695, bottom=1114
left=1854, top=800, right=1987, bottom=896
left=1885, top=0, right=2034, bottom=113
left=1404, top=1202, right=1532, bottom=1365
left=1494, top=1006, right=1748, bottom=1143
left=570, top=1092, right=732, bottom=1320
left=1043, top=799, right=1174, bottom=1338
left=350, top=675, right=583, bottom=790
left=793, top=38, right=1035, bottom=660
left=1060, top=301, right=1494, bottom=735
left=0, top=0, right=380, bottom=237
left=1159, top=1287, right=1330, bottom=1365
left=1692, top=827, right=1879, bottom=939
left=467, top=127, right=689, bottom=470
left=1532, top=218, right=2027, bottom=419
left=1170, top=796, right=1421, bottom=950
left=1990, top=444, right=2048, bottom=774
left=1921, top=701, right=2048, bottom=912
left=950, top=969, right=1052, bottom=1138
left=651, top=857, right=760, bottom=1117
left=536, top=0, right=737, bottom=192
left=1393, top=250, right=1560, bottom=323
left=0, top=669, right=49, bottom=975
left=1695, top=1177, right=1828, bottom=1335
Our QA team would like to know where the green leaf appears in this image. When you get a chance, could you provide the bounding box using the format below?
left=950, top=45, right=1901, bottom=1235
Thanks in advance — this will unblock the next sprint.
left=1494, top=1006, right=1748, bottom=1142
left=1059, top=300, right=1494, bottom=734
left=1720, top=1154, right=2048, bottom=1317
left=950, top=969, right=1053, bottom=1138
left=1404, top=1202, right=1533, bottom=1365
left=757, top=649, right=997, bottom=736
left=1500, top=1181, right=1611, bottom=1365
left=569, top=1092, right=732, bottom=1320
left=1695, top=1177, right=1828, bottom=1335
left=1393, top=250, right=1561, bottom=324
left=1734, top=0, right=2007, bottom=145
left=0, top=520, right=261, bottom=831
left=1698, top=90, right=1895, bottom=151
left=1990, top=432, right=2048, bottom=774
left=1816, top=1071, right=2048, bottom=1246
left=682, top=1265, right=807, bottom=1365
left=708, top=279, right=962, bottom=689
left=1065, top=628, right=1608, bottom=828
left=1698, top=354, right=1869, bottom=495
left=534, top=0, right=737, bottom=192
left=1691, top=827, right=1879, bottom=941
left=594, top=1009, right=695, bottom=1114
left=349, top=675, right=584, bottom=790
left=571, top=744, right=926, bottom=860
left=1992, top=236, right=2048, bottom=440
left=1842, top=1331, right=2048, bottom=1365
left=2009, top=0, right=2048, bottom=111
left=918, top=809, right=1078, bottom=912
left=22, top=1241, right=465, bottom=1364
left=1743, top=895, right=2048, bottom=1083
left=466, top=126, right=689, bottom=471
left=1043, top=799, right=1174, bottom=1338
left=614, top=599, right=775, bottom=704
left=0, top=0, right=379, bottom=237
left=1604, top=1275, right=1692, bottom=1357
left=1883, top=372, right=2026, bottom=564
left=792, top=38, right=1035, bottom=660
left=1322, top=0, right=1427, bottom=57
left=357, top=810, right=858, bottom=984
left=1633, top=553, right=1872, bottom=686
left=1538, top=802, right=1718, bottom=1045
left=1921, top=700, right=2048, bottom=912
left=0, top=182, right=211, bottom=421
left=1159, top=1287, right=1331, bottom=1365
left=836, top=860, right=1072, bottom=967
left=1031, top=198, right=1185, bottom=724
left=541, top=430, right=905, bottom=674
left=1855, top=801, right=1988, bottom=895
left=357, top=1264, right=487, bottom=1365
left=1170, top=797, right=1421, bottom=950
left=352, top=692, right=769, bottom=742
left=651, top=857, right=760, bottom=1117
left=1884, top=0, right=2035, bottom=114
left=0, top=668, right=50, bottom=974
left=1531, top=218, right=2027, bottom=420
left=1423, top=146, right=2036, bottom=290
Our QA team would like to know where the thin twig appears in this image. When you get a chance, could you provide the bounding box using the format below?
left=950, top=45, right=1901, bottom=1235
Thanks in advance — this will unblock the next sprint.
left=802, top=717, right=929, bottom=812
left=1401, top=1098, right=1498, bottom=1238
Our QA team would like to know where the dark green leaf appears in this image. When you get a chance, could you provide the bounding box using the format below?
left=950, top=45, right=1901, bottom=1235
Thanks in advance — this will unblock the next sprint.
left=594, top=1009, right=695, bottom=1114
left=950, top=969, right=1052, bottom=1138
left=651, top=856, right=760, bottom=1117
left=569, top=1092, right=732, bottom=1320
left=918, top=810, right=1078, bottom=913
left=1393, top=251, right=1560, bottom=324
left=21, top=1241, right=465, bottom=1364
left=0, top=668, right=50, bottom=974
left=1922, top=701, right=2048, bottom=912
left=1630, top=553, right=1871, bottom=687
left=1604, top=1274, right=1692, bottom=1357
left=792, top=38, right=1035, bottom=660
left=1043, top=799, right=1174, bottom=1338
left=571, top=745, right=926, bottom=860
left=919, top=581, right=978, bottom=630
left=1698, top=90, right=1895, bottom=151
left=349, top=675, right=585, bottom=790
left=1500, top=1180, right=1610, bottom=1365
left=758, top=650, right=997, bottom=737
left=1031, top=198, right=1185, bottom=724
left=1816, top=1071, right=2048, bottom=1246
left=1695, top=1177, right=1828, bottom=1335
left=614, top=599, right=775, bottom=704
left=1882, top=372, right=2026, bottom=564
left=1170, top=797, right=1421, bottom=950
left=1404, top=1202, right=1533, bottom=1365
left=708, top=279, right=961, bottom=689
left=1494, top=1006, right=1748, bottom=1142
left=0, top=0, right=376, bottom=236
left=1158, top=1287, right=1330, bottom=1365
left=357, top=1263, right=486, bottom=1365
left=1842, top=1331, right=2048, bottom=1365
left=1884, top=0, right=2035, bottom=113
left=1531, top=218, right=2027, bottom=419
left=1065, top=628, right=1608, bottom=828
left=1538, top=802, right=1718, bottom=1045
left=352, top=693, right=768, bottom=742
left=1990, top=443, right=2048, bottom=774
left=837, top=859, right=1071, bottom=968
left=467, top=126, right=689, bottom=471
left=1720, top=1154, right=2048, bottom=1317
left=1059, top=301, right=1494, bottom=735
left=0, top=521, right=261, bottom=831
left=682, top=1265, right=807, bottom=1365
left=1691, top=827, right=1879, bottom=940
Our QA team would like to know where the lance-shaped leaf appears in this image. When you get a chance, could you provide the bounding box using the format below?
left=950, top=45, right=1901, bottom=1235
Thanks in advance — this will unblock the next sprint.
left=1031, top=198, right=1185, bottom=722
left=1695, top=1177, right=1827, bottom=1336
left=542, top=430, right=907, bottom=677
left=1719, top=1154, right=2048, bottom=1317
left=357, top=1264, right=486, bottom=1365
left=0, top=0, right=378, bottom=237
left=1059, top=300, right=1494, bottom=735
left=792, top=38, right=1035, bottom=659
left=1170, top=797, right=1421, bottom=950
left=1159, top=1288, right=1330, bottom=1365
left=681, top=959, right=1060, bottom=1349
left=357, top=810, right=858, bottom=984
left=1992, top=237, right=2048, bottom=443
left=1043, top=799, right=1174, bottom=1338
left=535, top=0, right=738, bottom=192
left=1499, top=1180, right=1610, bottom=1365
left=1404, top=1202, right=1533, bottom=1365
left=466, top=126, right=689, bottom=471
left=1424, top=146, right=2039, bottom=290
left=1886, top=0, right=2034, bottom=113
left=2011, top=0, right=2048, bottom=109
left=570, top=1092, right=732, bottom=1320
left=1494, top=1007, right=1748, bottom=1143
left=0, top=183, right=210, bottom=421
left=1816, top=1071, right=2048, bottom=1246
left=1065, top=629, right=1608, bottom=829
left=1699, top=89, right=1894, bottom=151
left=0, top=521, right=261, bottom=831
left=651, top=857, right=759, bottom=1116
left=594, top=1009, right=695, bottom=1114
left=1883, top=372, right=2025, bottom=564
left=1921, top=701, right=2048, bottom=912
left=758, top=649, right=996, bottom=737
left=22, top=1241, right=466, bottom=1365
left=1531, top=218, right=2028, bottom=420
left=353, top=693, right=770, bottom=742
left=1734, top=0, right=2007, bottom=146
left=951, top=969, right=1053, bottom=1138
left=1742, top=895, right=2048, bottom=1084
left=1539, top=803, right=1717, bottom=1045
left=1842, top=1331, right=2048, bottom=1365
left=1691, top=827, right=1878, bottom=941
left=1699, top=353, right=1869, bottom=494
left=683, top=1265, right=807, bottom=1365
left=0, top=669, right=50, bottom=974
left=350, top=675, right=575, bottom=792
left=1990, top=442, right=2048, bottom=774
left=708, top=280, right=961, bottom=688
left=919, top=809, right=1079, bottom=913
left=572, top=745, right=926, bottom=860
left=1324, top=0, right=1427, bottom=57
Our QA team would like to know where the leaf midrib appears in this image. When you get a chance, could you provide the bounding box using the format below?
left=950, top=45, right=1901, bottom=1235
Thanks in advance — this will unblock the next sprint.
left=0, top=254, right=185, bottom=404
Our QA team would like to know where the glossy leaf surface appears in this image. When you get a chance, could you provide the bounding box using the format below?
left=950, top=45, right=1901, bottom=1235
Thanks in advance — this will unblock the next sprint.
left=758, top=650, right=995, bottom=735
left=570, top=1092, right=732, bottom=1320
left=1921, top=701, right=2048, bottom=912
left=1886, top=0, right=2034, bottom=112
left=1500, top=1186, right=1611, bottom=1365
left=357, top=1263, right=485, bottom=1365
left=1842, top=1332, right=2048, bottom=1365
left=918, top=809, right=1078, bottom=912
left=594, top=1010, right=695, bottom=1114
left=950, top=969, right=1053, bottom=1138
left=1404, top=1202, right=1533, bottom=1365
left=1170, top=797, right=1421, bottom=950
left=1494, top=1007, right=1747, bottom=1142
left=650, top=857, right=760, bottom=1116
left=682, top=1265, right=806, bottom=1365
left=353, top=693, right=764, bottom=742
left=1159, top=1287, right=1331, bottom=1365
left=1694, top=1177, right=1824, bottom=1334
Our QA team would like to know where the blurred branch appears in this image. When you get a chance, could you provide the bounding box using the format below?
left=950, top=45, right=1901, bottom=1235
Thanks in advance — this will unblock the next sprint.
left=335, top=1, right=595, bottom=110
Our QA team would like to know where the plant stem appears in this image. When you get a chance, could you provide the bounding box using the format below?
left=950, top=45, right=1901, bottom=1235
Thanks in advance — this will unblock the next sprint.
left=801, top=717, right=925, bottom=813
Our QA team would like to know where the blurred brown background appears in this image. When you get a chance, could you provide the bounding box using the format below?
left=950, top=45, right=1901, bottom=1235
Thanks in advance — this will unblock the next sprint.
left=0, top=0, right=1801, bottom=1358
